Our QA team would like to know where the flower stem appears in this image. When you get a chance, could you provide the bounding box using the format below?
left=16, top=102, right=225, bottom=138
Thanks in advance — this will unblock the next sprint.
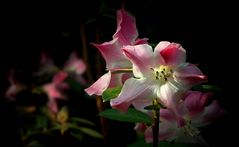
left=96, top=96, right=109, bottom=144
left=79, top=17, right=93, bottom=83
left=152, top=99, right=160, bottom=147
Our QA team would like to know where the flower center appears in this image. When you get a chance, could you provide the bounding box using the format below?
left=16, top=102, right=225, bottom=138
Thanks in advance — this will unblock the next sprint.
left=150, top=65, right=173, bottom=84
left=183, top=120, right=200, bottom=137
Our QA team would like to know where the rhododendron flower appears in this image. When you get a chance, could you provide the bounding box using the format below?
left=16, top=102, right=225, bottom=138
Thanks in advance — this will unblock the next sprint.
left=136, top=91, right=224, bottom=144
left=5, top=70, right=26, bottom=101
left=85, top=8, right=147, bottom=96
left=35, top=52, right=58, bottom=76
left=111, top=42, right=207, bottom=112
left=43, top=71, right=69, bottom=113
left=64, top=51, right=87, bottom=84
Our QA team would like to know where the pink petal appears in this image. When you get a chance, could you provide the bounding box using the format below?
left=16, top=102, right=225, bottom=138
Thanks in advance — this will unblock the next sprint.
left=35, top=52, right=58, bottom=76
left=84, top=72, right=112, bottom=96
left=174, top=63, right=207, bottom=88
left=64, top=52, right=86, bottom=75
left=134, top=123, right=147, bottom=133
left=132, top=88, right=155, bottom=111
left=198, top=100, right=225, bottom=126
left=134, top=38, right=148, bottom=45
left=155, top=41, right=171, bottom=52
left=159, top=83, right=187, bottom=126
left=43, top=84, right=63, bottom=100
left=159, top=42, right=186, bottom=67
left=121, top=73, right=133, bottom=84
left=122, top=44, right=154, bottom=77
left=145, top=122, right=175, bottom=143
left=158, top=82, right=181, bottom=109
left=92, top=38, right=131, bottom=69
left=47, top=99, right=58, bottom=113
left=113, top=9, right=138, bottom=44
left=184, top=91, right=212, bottom=117
left=110, top=78, right=151, bottom=112
left=53, top=71, right=68, bottom=84
left=160, top=109, right=177, bottom=122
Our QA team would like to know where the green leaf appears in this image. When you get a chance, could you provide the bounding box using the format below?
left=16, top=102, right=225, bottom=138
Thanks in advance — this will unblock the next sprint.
left=102, top=86, right=122, bottom=102
left=70, top=132, right=83, bottom=141
left=67, top=123, right=102, bottom=138
left=35, top=115, right=48, bottom=129
left=144, top=103, right=166, bottom=110
left=99, top=108, right=152, bottom=124
left=78, top=127, right=103, bottom=139
left=70, top=117, right=95, bottom=126
left=191, top=84, right=221, bottom=92
left=27, top=140, right=44, bottom=147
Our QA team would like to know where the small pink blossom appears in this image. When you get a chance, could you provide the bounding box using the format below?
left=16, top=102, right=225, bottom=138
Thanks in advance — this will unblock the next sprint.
left=35, top=52, right=58, bottom=76
left=5, top=70, right=26, bottom=101
left=43, top=71, right=69, bottom=113
left=64, top=51, right=87, bottom=84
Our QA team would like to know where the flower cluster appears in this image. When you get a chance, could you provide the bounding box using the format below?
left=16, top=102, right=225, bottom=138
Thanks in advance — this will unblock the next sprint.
left=5, top=51, right=103, bottom=146
left=85, top=8, right=224, bottom=145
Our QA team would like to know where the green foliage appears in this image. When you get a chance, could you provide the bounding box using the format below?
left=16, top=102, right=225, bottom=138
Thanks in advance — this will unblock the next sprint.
left=102, top=86, right=122, bottom=102
left=99, top=108, right=152, bottom=124
left=70, top=117, right=95, bottom=126
left=77, top=127, right=103, bottom=139
left=191, top=84, right=221, bottom=92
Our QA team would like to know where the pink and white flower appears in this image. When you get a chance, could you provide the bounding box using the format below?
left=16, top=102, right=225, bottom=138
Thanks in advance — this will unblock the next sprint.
left=111, top=42, right=207, bottom=112
left=137, top=91, right=224, bottom=144
left=85, top=8, right=147, bottom=96
left=43, top=71, right=69, bottom=113
left=64, top=51, right=87, bottom=84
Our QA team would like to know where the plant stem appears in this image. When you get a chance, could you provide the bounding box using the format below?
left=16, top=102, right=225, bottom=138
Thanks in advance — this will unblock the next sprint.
left=152, top=99, right=160, bottom=147
left=96, top=96, right=109, bottom=144
left=79, top=17, right=93, bottom=83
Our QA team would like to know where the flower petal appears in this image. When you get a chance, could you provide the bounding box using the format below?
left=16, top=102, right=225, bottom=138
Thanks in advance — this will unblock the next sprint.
left=43, top=84, right=64, bottom=100
left=132, top=88, right=155, bottom=112
left=113, top=9, right=138, bottom=44
left=158, top=82, right=181, bottom=109
left=194, top=100, right=225, bottom=127
left=174, top=63, right=207, bottom=88
left=160, top=109, right=177, bottom=122
left=134, top=38, right=148, bottom=45
left=145, top=122, right=175, bottom=143
left=158, top=42, right=186, bottom=66
left=47, top=99, right=58, bottom=113
left=92, top=38, right=131, bottom=69
left=64, top=52, right=86, bottom=75
left=123, top=44, right=154, bottom=78
left=53, top=71, right=68, bottom=84
left=85, top=72, right=112, bottom=96
left=134, top=123, right=147, bottom=133
left=158, top=82, right=187, bottom=126
left=184, top=91, right=212, bottom=117
left=110, top=78, right=151, bottom=112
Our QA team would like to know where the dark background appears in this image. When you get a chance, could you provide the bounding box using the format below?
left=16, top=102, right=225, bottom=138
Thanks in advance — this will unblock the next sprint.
left=1, top=0, right=238, bottom=146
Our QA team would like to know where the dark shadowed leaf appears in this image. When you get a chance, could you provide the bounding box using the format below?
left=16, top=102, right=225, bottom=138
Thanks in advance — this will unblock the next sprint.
left=191, top=84, right=221, bottom=92
left=99, top=108, right=152, bottom=124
